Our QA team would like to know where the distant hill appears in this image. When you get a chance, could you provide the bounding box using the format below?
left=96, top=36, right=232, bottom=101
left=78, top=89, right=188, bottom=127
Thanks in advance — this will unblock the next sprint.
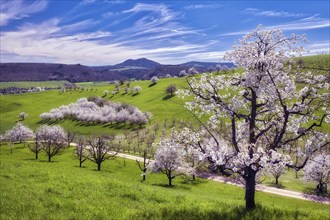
left=0, top=58, right=234, bottom=82
left=111, top=58, right=161, bottom=69
left=181, top=61, right=235, bottom=69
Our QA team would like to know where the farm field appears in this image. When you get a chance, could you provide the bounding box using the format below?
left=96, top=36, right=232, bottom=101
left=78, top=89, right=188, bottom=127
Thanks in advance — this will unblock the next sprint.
left=0, top=143, right=329, bottom=220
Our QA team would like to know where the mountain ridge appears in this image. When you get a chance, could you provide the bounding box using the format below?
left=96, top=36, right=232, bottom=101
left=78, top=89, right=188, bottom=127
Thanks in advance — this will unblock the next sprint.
left=0, top=58, right=234, bottom=82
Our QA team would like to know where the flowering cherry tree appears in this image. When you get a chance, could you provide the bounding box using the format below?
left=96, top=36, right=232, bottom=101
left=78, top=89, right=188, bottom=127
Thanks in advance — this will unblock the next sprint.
left=265, top=151, right=292, bottom=186
left=304, top=154, right=329, bottom=194
left=18, top=112, right=28, bottom=120
left=40, top=98, right=151, bottom=126
left=176, top=26, right=329, bottom=210
left=5, top=123, right=34, bottom=145
left=149, top=136, right=186, bottom=186
left=36, top=125, right=67, bottom=162
left=133, top=86, right=142, bottom=94
left=150, top=76, right=159, bottom=84
left=188, top=67, right=199, bottom=75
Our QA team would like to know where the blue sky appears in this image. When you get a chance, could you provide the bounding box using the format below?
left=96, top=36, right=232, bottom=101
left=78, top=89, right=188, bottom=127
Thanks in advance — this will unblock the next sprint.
left=0, top=0, right=329, bottom=65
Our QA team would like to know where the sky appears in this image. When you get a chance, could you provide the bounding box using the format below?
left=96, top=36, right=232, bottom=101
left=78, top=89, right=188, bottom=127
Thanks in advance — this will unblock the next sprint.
left=0, top=0, right=329, bottom=65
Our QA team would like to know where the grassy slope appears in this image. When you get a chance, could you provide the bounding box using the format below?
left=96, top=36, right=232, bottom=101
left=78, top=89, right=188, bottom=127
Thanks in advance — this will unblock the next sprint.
left=0, top=81, right=69, bottom=89
left=0, top=78, right=192, bottom=135
left=1, top=143, right=329, bottom=220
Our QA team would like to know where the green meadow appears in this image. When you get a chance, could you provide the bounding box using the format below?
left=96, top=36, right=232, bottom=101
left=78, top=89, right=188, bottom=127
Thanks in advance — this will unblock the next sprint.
left=0, top=78, right=192, bottom=135
left=1, top=143, right=329, bottom=220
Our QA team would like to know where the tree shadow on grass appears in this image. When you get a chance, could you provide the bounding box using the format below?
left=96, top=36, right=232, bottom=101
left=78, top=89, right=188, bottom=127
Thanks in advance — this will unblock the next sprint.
left=73, top=165, right=88, bottom=168
left=179, top=178, right=208, bottom=186
left=303, top=187, right=330, bottom=198
left=36, top=119, right=64, bottom=125
left=148, top=83, right=156, bottom=87
left=267, top=182, right=286, bottom=189
left=151, top=183, right=191, bottom=191
left=162, top=94, right=175, bottom=100
left=37, top=160, right=60, bottom=163
left=133, top=204, right=304, bottom=220
left=132, top=93, right=140, bottom=97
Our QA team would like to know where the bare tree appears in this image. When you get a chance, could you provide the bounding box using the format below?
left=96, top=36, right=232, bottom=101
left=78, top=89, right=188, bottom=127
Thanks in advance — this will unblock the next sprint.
left=136, top=148, right=151, bottom=181
left=166, top=84, right=177, bottom=96
left=87, top=136, right=117, bottom=171
left=76, top=137, right=90, bottom=167
left=66, top=131, right=76, bottom=148
left=27, top=134, right=42, bottom=159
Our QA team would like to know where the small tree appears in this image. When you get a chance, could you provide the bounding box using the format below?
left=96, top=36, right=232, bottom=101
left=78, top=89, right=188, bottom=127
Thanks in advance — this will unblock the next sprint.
left=265, top=151, right=292, bottom=187
left=66, top=131, right=76, bottom=148
left=188, top=67, right=199, bottom=75
left=76, top=137, right=90, bottom=167
left=5, top=123, right=34, bottom=150
left=18, top=112, right=28, bottom=120
left=150, top=76, right=159, bottom=84
left=149, top=137, right=185, bottom=186
left=103, top=90, right=109, bottom=96
left=133, top=86, right=142, bottom=94
left=304, top=154, right=329, bottom=194
left=36, top=125, right=67, bottom=162
left=27, top=134, right=42, bottom=159
left=215, top=64, right=222, bottom=74
left=179, top=70, right=188, bottom=77
left=87, top=136, right=117, bottom=171
left=136, top=147, right=151, bottom=181
left=166, top=84, right=177, bottom=96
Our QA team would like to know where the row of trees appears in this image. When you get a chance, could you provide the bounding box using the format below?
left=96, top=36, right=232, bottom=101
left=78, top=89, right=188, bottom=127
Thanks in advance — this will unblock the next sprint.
left=40, top=97, right=151, bottom=127
left=4, top=123, right=69, bottom=162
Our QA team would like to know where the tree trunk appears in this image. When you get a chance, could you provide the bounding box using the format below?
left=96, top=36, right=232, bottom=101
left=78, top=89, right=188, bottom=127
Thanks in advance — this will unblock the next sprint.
left=142, top=168, right=146, bottom=181
left=48, top=153, right=51, bottom=162
left=168, top=171, right=172, bottom=186
left=36, top=151, right=38, bottom=160
left=245, top=171, right=256, bottom=211
left=275, top=176, right=279, bottom=186
left=192, top=174, right=195, bottom=181
left=97, top=162, right=101, bottom=171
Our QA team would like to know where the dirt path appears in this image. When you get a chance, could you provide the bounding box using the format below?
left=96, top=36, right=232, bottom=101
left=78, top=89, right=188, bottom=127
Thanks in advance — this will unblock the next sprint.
left=70, top=143, right=329, bottom=204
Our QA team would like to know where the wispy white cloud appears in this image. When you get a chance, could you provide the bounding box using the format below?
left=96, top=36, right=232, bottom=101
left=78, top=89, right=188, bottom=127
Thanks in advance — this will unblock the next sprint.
left=305, top=41, right=330, bottom=55
left=184, top=4, right=223, bottom=10
left=0, top=0, right=48, bottom=26
left=219, top=16, right=330, bottom=36
left=0, top=15, right=209, bottom=65
left=244, top=8, right=304, bottom=18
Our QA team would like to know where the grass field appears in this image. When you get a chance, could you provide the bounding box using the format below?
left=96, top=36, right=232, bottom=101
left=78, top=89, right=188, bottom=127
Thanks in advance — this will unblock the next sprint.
left=261, top=169, right=317, bottom=193
left=0, top=78, right=192, bottom=135
left=1, top=143, right=329, bottom=220
left=0, top=81, right=69, bottom=89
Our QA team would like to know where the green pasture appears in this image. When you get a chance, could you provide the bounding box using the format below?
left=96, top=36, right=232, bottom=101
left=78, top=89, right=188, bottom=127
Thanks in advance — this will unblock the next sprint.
left=0, top=81, right=69, bottom=89
left=0, top=78, right=192, bottom=135
left=0, top=143, right=329, bottom=220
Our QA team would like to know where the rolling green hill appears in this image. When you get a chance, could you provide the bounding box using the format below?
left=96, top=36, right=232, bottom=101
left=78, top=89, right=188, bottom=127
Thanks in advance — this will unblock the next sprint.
left=0, top=77, right=192, bottom=135
left=0, top=143, right=329, bottom=220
